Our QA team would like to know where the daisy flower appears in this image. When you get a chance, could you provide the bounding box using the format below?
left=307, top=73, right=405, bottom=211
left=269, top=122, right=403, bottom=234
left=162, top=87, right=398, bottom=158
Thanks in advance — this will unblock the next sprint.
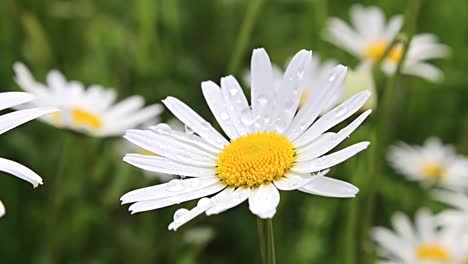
left=433, top=190, right=468, bottom=233
left=13, top=62, right=163, bottom=137
left=388, top=137, right=468, bottom=190
left=325, top=5, right=449, bottom=82
left=121, top=48, right=372, bottom=231
left=0, top=92, right=57, bottom=217
left=373, top=209, right=468, bottom=264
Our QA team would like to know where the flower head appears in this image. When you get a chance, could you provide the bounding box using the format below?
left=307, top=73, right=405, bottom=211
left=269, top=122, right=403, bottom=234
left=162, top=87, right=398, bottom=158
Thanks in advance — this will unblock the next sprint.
left=0, top=92, right=57, bottom=217
left=13, top=63, right=163, bottom=137
left=121, top=48, right=372, bottom=230
left=325, top=4, right=449, bottom=82
left=373, top=209, right=468, bottom=264
left=388, top=137, right=468, bottom=190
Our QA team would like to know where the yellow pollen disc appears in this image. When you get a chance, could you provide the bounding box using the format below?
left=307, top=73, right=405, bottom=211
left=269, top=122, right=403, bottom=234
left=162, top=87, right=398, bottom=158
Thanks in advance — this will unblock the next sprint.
left=421, top=162, right=444, bottom=180
left=299, top=89, right=310, bottom=107
left=71, top=107, right=102, bottom=129
left=216, top=132, right=295, bottom=188
left=416, top=244, right=450, bottom=260
left=365, top=40, right=403, bottom=63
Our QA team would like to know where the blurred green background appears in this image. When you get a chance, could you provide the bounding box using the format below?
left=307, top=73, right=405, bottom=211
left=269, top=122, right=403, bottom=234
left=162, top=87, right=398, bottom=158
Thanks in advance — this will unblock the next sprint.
left=0, top=0, right=467, bottom=263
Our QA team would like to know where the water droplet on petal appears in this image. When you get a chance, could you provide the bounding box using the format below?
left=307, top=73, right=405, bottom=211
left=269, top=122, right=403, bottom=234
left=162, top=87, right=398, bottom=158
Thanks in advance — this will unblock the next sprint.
left=335, top=106, right=347, bottom=118
left=197, top=197, right=211, bottom=208
left=229, top=88, right=239, bottom=96
left=166, top=179, right=185, bottom=192
left=173, top=208, right=189, bottom=221
left=185, top=125, right=194, bottom=135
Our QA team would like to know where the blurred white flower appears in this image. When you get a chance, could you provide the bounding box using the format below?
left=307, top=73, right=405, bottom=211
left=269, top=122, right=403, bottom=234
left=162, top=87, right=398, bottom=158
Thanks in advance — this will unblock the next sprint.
left=325, top=4, right=449, bottom=82
left=13, top=62, right=163, bottom=137
left=0, top=92, right=57, bottom=217
left=433, top=190, right=468, bottom=233
left=373, top=209, right=468, bottom=263
left=388, top=137, right=468, bottom=190
left=121, top=48, right=372, bottom=231
left=342, top=65, right=377, bottom=110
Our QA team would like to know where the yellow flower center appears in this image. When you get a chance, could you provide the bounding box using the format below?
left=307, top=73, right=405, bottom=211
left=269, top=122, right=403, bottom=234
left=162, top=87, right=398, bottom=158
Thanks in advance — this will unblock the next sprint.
left=71, top=107, right=102, bottom=129
left=299, top=89, right=310, bottom=107
left=416, top=244, right=450, bottom=260
left=421, top=162, right=444, bottom=180
left=365, top=40, right=403, bottom=63
left=216, top=132, right=295, bottom=187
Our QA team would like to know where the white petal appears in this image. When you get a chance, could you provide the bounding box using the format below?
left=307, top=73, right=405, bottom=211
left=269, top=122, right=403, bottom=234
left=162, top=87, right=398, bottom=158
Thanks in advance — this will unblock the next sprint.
left=150, top=123, right=221, bottom=154
left=124, top=129, right=216, bottom=167
left=162, top=97, right=228, bottom=148
left=202, top=81, right=239, bottom=139
left=0, top=157, right=43, bottom=187
left=248, top=183, right=280, bottom=219
left=206, top=187, right=251, bottom=215
left=13, top=62, right=48, bottom=94
left=286, top=65, right=348, bottom=141
left=220, top=76, right=253, bottom=135
left=106, top=95, right=144, bottom=117
left=299, top=175, right=358, bottom=198
left=402, top=62, right=443, bottom=82
left=0, top=92, right=35, bottom=111
left=391, top=212, right=417, bottom=244
left=325, top=18, right=364, bottom=57
left=121, top=177, right=220, bottom=204
left=273, top=172, right=312, bottom=191
left=296, top=110, right=372, bottom=162
left=46, top=70, right=67, bottom=92
left=0, top=200, right=4, bottom=217
left=372, top=227, right=412, bottom=260
left=129, top=182, right=225, bottom=214
left=292, top=142, right=370, bottom=173
left=0, top=107, right=58, bottom=135
left=293, top=90, right=371, bottom=148
left=250, top=48, right=274, bottom=130
left=102, top=104, right=163, bottom=136
left=415, top=209, right=435, bottom=241
left=123, top=154, right=216, bottom=177
left=272, top=50, right=311, bottom=133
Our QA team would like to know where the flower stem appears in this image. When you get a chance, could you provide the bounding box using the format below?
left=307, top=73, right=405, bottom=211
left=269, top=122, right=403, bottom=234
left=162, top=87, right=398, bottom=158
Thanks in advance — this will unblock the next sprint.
left=257, top=217, right=276, bottom=264
left=227, top=0, right=264, bottom=74
left=364, top=0, right=422, bottom=262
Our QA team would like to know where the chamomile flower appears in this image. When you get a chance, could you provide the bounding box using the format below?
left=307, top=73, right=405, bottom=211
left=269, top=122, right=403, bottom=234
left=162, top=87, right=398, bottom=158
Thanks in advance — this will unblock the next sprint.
left=13, top=62, right=163, bottom=137
left=325, top=5, right=449, bottom=82
left=388, top=137, right=468, bottom=190
left=433, top=190, right=468, bottom=233
left=121, top=48, right=372, bottom=231
left=373, top=209, right=468, bottom=264
left=0, top=92, right=57, bottom=217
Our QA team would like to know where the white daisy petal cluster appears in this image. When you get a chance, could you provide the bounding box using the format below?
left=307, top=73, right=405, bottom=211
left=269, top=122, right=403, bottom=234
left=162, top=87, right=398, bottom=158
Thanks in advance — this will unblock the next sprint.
left=13, top=62, right=163, bottom=137
left=434, top=190, right=468, bottom=234
left=325, top=4, right=450, bottom=82
left=388, top=137, right=468, bottom=190
left=373, top=209, right=468, bottom=264
left=244, top=55, right=340, bottom=111
left=121, top=48, right=372, bottom=231
left=0, top=92, right=58, bottom=217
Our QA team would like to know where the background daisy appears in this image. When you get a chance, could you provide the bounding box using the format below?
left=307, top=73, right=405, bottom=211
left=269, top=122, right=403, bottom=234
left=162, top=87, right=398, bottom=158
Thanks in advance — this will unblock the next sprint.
left=13, top=63, right=163, bottom=137
left=388, top=137, right=468, bottom=190
left=373, top=209, right=468, bottom=263
left=325, top=4, right=449, bottom=82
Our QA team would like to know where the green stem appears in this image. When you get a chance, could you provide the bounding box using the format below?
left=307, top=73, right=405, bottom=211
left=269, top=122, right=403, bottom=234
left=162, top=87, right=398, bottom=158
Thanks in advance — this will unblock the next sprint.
left=364, top=0, right=422, bottom=262
left=257, top=217, right=276, bottom=264
left=227, top=0, right=264, bottom=74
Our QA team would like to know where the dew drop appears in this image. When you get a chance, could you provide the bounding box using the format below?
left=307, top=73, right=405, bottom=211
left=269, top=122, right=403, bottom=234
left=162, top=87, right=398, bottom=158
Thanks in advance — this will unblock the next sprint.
left=166, top=179, right=185, bottom=192
left=173, top=208, right=189, bottom=221
left=229, top=87, right=239, bottom=96
left=185, top=125, right=194, bottom=135
left=335, top=106, right=347, bottom=118
left=197, top=197, right=211, bottom=208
